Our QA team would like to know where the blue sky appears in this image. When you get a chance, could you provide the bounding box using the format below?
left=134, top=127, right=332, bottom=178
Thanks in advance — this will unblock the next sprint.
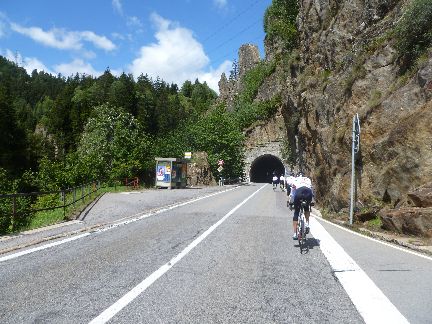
left=0, top=0, right=272, bottom=92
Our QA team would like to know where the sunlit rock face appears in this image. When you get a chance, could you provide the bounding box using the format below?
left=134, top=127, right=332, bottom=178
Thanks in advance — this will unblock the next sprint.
left=267, top=0, right=431, bottom=210
left=219, top=1, right=432, bottom=214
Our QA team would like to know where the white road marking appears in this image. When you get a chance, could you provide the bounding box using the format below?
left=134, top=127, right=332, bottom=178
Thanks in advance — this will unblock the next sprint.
left=310, top=216, right=409, bottom=324
left=0, top=187, right=239, bottom=263
left=88, top=184, right=267, bottom=324
left=313, top=213, right=432, bottom=262
left=0, top=233, right=90, bottom=262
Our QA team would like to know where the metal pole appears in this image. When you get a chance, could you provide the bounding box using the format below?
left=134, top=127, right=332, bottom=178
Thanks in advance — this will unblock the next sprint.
left=349, top=116, right=356, bottom=225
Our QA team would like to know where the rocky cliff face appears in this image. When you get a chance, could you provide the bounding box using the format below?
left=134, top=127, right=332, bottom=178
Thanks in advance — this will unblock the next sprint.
left=218, top=44, right=262, bottom=111
left=217, top=1, right=432, bottom=220
left=215, top=0, right=432, bottom=238
left=266, top=0, right=432, bottom=214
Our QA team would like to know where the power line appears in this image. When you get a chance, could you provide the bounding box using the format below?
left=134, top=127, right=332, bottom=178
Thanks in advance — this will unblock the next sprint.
left=170, top=18, right=263, bottom=69
left=200, top=0, right=268, bottom=44
left=211, top=33, right=266, bottom=64
left=206, top=18, right=263, bottom=56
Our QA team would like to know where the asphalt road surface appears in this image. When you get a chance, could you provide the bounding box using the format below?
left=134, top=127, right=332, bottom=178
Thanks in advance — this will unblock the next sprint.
left=0, top=184, right=431, bottom=323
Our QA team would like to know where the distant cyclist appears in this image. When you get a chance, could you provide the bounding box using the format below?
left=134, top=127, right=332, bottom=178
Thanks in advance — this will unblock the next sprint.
left=291, top=173, right=313, bottom=240
left=279, top=174, right=285, bottom=190
left=272, top=174, right=278, bottom=190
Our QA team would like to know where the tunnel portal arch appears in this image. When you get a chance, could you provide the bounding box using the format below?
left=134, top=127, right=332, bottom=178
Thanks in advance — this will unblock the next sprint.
left=249, top=154, right=285, bottom=183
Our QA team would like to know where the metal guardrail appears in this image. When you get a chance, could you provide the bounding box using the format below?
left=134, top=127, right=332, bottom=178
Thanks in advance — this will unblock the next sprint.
left=0, top=181, right=101, bottom=230
left=218, top=177, right=243, bottom=186
left=125, top=177, right=139, bottom=189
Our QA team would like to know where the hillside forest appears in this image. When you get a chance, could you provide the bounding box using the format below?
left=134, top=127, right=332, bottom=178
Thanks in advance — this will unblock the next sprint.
left=0, top=34, right=281, bottom=232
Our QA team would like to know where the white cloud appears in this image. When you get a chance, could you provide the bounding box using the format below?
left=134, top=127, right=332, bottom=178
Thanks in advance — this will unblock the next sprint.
left=128, top=13, right=229, bottom=92
left=80, top=31, right=116, bottom=51
left=112, top=0, right=123, bottom=16
left=4, top=49, right=53, bottom=74
left=214, top=0, right=228, bottom=9
left=24, top=57, right=53, bottom=74
left=195, top=60, right=232, bottom=93
left=127, top=16, right=143, bottom=29
left=10, top=23, right=116, bottom=51
left=54, top=59, right=101, bottom=76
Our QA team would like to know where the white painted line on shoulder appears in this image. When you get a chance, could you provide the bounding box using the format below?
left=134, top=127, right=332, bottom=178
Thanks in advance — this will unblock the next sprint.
left=88, top=184, right=267, bottom=324
left=310, top=217, right=409, bottom=324
left=0, top=233, right=90, bottom=263
left=312, top=214, right=432, bottom=262
left=0, top=187, right=240, bottom=263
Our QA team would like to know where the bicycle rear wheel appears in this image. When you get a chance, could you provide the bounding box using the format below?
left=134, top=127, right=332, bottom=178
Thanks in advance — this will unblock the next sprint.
left=298, top=218, right=304, bottom=252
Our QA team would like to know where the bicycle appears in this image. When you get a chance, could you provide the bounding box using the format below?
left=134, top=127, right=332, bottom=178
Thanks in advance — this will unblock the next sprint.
left=296, top=199, right=314, bottom=253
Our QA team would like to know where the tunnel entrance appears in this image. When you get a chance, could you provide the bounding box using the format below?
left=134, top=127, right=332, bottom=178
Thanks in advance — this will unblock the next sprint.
left=249, top=154, right=285, bottom=183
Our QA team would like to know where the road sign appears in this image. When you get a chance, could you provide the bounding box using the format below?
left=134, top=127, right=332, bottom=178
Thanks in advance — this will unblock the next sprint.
left=217, top=166, right=223, bottom=172
left=184, top=152, right=192, bottom=159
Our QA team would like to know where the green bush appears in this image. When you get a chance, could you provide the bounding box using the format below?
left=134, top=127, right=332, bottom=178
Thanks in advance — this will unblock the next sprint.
left=394, top=0, right=432, bottom=70
left=239, top=61, right=276, bottom=104
left=264, top=0, right=299, bottom=52
left=234, top=97, right=281, bottom=130
left=231, top=59, right=279, bottom=131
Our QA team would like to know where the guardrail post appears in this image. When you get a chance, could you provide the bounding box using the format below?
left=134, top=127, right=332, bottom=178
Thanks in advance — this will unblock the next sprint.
left=12, top=195, right=16, bottom=230
left=73, top=188, right=76, bottom=207
left=61, top=190, right=65, bottom=219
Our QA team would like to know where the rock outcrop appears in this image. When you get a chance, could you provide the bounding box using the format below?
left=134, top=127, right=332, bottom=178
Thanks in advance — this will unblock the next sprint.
left=379, top=207, right=432, bottom=238
left=267, top=0, right=432, bottom=211
left=407, top=183, right=432, bottom=208
left=218, top=44, right=261, bottom=111
left=187, top=152, right=216, bottom=187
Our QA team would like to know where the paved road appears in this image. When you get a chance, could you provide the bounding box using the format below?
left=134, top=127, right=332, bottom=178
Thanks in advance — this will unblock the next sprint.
left=0, top=184, right=430, bottom=323
left=315, top=216, right=432, bottom=324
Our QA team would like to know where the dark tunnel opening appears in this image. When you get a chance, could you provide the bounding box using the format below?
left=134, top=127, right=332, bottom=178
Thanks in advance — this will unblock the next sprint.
left=249, top=154, right=285, bottom=183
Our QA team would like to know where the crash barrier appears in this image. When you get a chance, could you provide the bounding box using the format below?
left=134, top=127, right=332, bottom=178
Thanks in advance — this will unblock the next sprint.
left=125, top=177, right=139, bottom=189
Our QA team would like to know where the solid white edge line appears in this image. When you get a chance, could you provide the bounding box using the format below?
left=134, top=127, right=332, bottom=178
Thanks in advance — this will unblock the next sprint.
left=312, top=213, right=432, bottom=262
left=0, top=233, right=91, bottom=262
left=88, top=184, right=267, bottom=324
left=310, top=216, right=409, bottom=324
left=0, top=186, right=240, bottom=263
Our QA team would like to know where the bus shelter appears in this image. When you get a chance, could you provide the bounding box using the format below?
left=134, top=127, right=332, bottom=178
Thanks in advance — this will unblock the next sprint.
left=155, top=158, right=188, bottom=189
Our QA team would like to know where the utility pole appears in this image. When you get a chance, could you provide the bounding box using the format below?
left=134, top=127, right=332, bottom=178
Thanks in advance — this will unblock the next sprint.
left=349, top=114, right=361, bottom=225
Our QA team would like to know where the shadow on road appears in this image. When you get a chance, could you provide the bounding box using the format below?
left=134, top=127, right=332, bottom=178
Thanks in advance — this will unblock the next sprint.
left=294, top=237, right=320, bottom=251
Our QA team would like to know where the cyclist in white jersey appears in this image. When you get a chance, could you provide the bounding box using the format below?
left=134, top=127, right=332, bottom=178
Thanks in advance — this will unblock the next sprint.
left=285, top=173, right=295, bottom=196
left=279, top=174, right=285, bottom=190
left=272, top=174, right=278, bottom=189
left=291, top=173, right=313, bottom=240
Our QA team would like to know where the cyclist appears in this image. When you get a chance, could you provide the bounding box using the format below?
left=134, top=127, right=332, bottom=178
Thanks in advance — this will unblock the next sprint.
left=285, top=172, right=295, bottom=197
left=272, top=174, right=278, bottom=189
left=279, top=174, right=285, bottom=190
left=292, top=173, right=313, bottom=240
